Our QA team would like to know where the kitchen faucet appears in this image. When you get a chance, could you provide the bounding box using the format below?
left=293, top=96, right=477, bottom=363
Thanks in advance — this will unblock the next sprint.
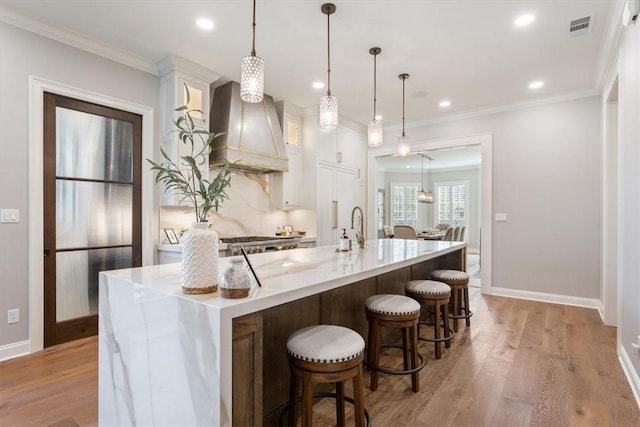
left=351, top=206, right=365, bottom=249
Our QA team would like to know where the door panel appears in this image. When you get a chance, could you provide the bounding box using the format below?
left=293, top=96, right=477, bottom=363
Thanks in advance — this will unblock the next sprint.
left=44, top=92, right=142, bottom=347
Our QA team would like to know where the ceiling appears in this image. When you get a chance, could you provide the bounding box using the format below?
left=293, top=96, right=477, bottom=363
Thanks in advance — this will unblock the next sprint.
left=0, top=1, right=617, bottom=127
left=376, top=145, right=481, bottom=172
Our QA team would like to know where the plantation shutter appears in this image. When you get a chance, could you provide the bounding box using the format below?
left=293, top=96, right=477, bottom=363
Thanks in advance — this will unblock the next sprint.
left=391, top=183, right=419, bottom=228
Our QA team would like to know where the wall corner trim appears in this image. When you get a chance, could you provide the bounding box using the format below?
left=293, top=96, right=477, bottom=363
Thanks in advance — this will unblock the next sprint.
left=618, top=345, right=640, bottom=409
left=0, top=340, right=31, bottom=362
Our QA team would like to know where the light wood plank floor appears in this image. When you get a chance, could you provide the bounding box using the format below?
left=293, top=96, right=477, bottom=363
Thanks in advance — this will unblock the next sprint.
left=1, top=289, right=638, bottom=426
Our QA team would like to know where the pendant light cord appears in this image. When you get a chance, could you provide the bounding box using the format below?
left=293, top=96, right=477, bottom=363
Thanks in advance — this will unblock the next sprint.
left=401, top=77, right=406, bottom=137
left=326, top=11, right=331, bottom=96
left=251, top=0, right=257, bottom=56
left=373, top=53, right=377, bottom=119
left=421, top=155, right=425, bottom=189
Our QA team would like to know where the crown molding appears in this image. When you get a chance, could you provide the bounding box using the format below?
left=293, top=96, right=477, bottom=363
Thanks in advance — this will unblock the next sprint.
left=384, top=88, right=601, bottom=133
left=156, top=55, right=220, bottom=82
left=594, top=1, right=625, bottom=91
left=0, top=8, right=158, bottom=75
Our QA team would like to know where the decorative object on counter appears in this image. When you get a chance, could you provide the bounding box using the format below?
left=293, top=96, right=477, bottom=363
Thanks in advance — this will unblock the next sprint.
left=417, top=154, right=435, bottom=204
left=182, top=222, right=220, bottom=294
left=397, top=73, right=410, bottom=156
left=163, top=228, right=179, bottom=245
left=220, top=257, right=252, bottom=298
left=283, top=224, right=293, bottom=234
left=319, top=3, right=338, bottom=131
left=367, top=47, right=383, bottom=147
left=147, top=85, right=233, bottom=294
left=296, top=230, right=307, bottom=236
left=240, top=0, right=264, bottom=103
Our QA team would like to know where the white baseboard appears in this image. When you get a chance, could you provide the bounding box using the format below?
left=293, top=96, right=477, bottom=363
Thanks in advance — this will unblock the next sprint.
left=467, top=248, right=479, bottom=255
left=490, top=287, right=601, bottom=309
left=0, top=340, right=31, bottom=362
left=619, top=345, right=640, bottom=409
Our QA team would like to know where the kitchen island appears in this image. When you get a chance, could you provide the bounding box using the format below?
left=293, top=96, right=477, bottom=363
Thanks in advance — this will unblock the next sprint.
left=99, top=239, right=466, bottom=426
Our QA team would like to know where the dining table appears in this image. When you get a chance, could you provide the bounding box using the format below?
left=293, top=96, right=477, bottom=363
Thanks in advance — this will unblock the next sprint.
left=417, top=231, right=446, bottom=240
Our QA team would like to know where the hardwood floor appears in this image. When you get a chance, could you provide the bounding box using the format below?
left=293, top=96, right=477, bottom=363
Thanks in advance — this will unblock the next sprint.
left=1, top=289, right=638, bottom=426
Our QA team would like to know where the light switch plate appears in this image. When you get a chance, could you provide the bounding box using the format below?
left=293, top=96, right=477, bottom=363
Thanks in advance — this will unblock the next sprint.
left=1, top=209, right=19, bottom=223
left=495, top=213, right=508, bottom=222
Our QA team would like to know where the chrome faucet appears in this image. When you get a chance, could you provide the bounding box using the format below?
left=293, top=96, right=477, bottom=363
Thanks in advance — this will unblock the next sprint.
left=351, top=206, right=365, bottom=249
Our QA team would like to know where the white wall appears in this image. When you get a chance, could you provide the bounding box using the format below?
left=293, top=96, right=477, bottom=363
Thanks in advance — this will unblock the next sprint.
left=616, top=16, right=640, bottom=398
left=381, top=166, right=481, bottom=250
left=381, top=96, right=602, bottom=300
left=0, top=22, right=160, bottom=348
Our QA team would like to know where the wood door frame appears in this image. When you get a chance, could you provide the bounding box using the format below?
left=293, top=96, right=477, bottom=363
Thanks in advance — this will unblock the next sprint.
left=28, top=77, right=155, bottom=354
left=43, top=92, right=143, bottom=347
left=367, top=133, right=493, bottom=295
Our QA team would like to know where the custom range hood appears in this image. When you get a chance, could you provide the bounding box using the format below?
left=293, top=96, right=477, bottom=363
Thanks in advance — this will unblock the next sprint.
left=209, top=81, right=288, bottom=173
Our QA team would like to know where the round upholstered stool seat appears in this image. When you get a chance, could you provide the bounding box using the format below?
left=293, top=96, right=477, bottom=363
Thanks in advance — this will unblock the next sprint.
left=286, top=325, right=367, bottom=427
left=405, top=280, right=454, bottom=359
left=365, top=294, right=421, bottom=316
left=430, top=269, right=470, bottom=285
left=430, top=270, right=472, bottom=333
left=365, top=294, right=424, bottom=393
left=287, top=325, right=365, bottom=364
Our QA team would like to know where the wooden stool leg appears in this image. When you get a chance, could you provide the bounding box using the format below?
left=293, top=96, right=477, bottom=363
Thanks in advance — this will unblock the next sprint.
left=443, top=301, right=451, bottom=348
left=433, top=301, right=442, bottom=359
left=410, top=322, right=419, bottom=392
left=401, top=327, right=409, bottom=371
left=336, top=381, right=345, bottom=427
left=369, top=319, right=380, bottom=391
left=452, top=287, right=460, bottom=332
left=302, top=375, right=314, bottom=427
left=353, top=363, right=366, bottom=427
left=288, top=372, right=298, bottom=427
left=463, top=287, right=471, bottom=326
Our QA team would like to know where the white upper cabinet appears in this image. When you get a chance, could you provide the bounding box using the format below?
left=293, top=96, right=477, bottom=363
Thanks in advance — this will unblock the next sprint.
left=271, top=102, right=304, bottom=209
left=316, top=122, right=366, bottom=174
left=156, top=56, right=220, bottom=206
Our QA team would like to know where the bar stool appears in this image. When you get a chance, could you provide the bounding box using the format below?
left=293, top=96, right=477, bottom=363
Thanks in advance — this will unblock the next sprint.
left=430, top=270, right=472, bottom=332
left=405, top=280, right=454, bottom=359
left=286, top=325, right=367, bottom=427
left=365, top=294, right=424, bottom=393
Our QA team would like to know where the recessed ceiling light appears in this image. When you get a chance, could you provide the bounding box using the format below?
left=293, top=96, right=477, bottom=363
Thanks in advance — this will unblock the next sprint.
left=196, top=18, right=214, bottom=30
left=439, top=100, right=451, bottom=108
left=312, top=81, right=325, bottom=89
left=375, top=114, right=382, bottom=120
left=405, top=165, right=411, bottom=168
left=529, top=80, right=544, bottom=89
left=514, top=14, right=535, bottom=27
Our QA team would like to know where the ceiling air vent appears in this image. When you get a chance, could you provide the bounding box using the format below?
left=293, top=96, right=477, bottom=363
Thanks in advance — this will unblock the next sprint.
left=569, top=15, right=593, bottom=36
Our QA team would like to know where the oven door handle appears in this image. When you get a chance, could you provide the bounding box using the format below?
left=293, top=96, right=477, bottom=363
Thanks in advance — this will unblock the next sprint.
left=332, top=200, right=338, bottom=229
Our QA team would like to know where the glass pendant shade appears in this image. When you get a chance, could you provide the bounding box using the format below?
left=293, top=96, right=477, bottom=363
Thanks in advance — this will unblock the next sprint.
left=425, top=191, right=435, bottom=204
left=240, top=55, right=264, bottom=103
left=417, top=190, right=428, bottom=203
left=397, top=134, right=410, bottom=156
left=319, top=94, right=338, bottom=131
left=367, top=119, right=383, bottom=147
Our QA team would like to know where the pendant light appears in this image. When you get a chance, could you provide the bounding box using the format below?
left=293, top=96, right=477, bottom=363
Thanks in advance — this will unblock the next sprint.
left=425, top=155, right=435, bottom=204
left=367, top=47, right=383, bottom=147
left=397, top=73, right=410, bottom=156
left=417, top=154, right=428, bottom=203
left=319, top=3, right=338, bottom=131
left=240, top=0, right=264, bottom=103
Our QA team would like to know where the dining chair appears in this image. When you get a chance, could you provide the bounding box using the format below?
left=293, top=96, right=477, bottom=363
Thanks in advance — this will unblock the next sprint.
left=442, top=227, right=455, bottom=241
left=393, top=225, right=418, bottom=240
left=459, top=226, right=466, bottom=242
left=453, top=226, right=462, bottom=241
left=383, top=225, right=394, bottom=238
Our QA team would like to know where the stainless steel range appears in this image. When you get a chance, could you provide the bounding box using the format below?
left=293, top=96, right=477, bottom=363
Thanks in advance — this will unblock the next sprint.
left=220, top=236, right=301, bottom=256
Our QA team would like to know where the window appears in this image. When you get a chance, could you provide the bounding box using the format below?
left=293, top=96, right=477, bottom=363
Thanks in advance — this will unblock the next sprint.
left=435, top=181, right=468, bottom=227
left=391, top=182, right=419, bottom=228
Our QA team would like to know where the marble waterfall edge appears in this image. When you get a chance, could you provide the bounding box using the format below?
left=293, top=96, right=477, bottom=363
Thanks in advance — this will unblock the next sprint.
left=98, top=271, right=229, bottom=426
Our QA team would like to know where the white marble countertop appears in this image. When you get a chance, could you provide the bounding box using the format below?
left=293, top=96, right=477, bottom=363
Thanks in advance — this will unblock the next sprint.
left=108, top=238, right=465, bottom=319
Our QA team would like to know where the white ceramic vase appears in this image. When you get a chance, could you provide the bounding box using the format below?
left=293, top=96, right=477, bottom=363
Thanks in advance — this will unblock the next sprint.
left=220, top=258, right=252, bottom=299
left=181, top=222, right=219, bottom=294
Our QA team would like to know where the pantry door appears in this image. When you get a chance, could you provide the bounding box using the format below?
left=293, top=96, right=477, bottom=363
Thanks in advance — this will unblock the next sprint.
left=43, top=92, right=142, bottom=347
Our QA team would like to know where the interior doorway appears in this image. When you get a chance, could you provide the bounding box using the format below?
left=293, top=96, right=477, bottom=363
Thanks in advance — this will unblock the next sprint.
left=42, top=93, right=142, bottom=347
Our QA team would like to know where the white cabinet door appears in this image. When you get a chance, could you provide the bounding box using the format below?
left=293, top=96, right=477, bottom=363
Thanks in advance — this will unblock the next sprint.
left=316, top=130, right=338, bottom=163
left=317, top=162, right=358, bottom=247
left=270, top=145, right=302, bottom=209
left=337, top=127, right=365, bottom=170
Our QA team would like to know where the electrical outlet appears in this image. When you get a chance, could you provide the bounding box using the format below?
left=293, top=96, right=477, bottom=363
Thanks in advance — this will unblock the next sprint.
left=7, top=309, right=19, bottom=324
